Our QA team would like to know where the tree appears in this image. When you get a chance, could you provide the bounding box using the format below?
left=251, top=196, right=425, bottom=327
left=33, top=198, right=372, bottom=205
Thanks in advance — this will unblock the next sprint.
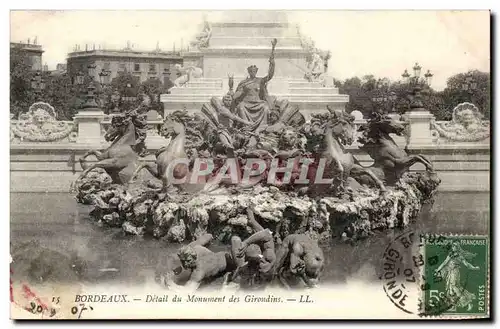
left=440, top=70, right=490, bottom=119
left=336, top=70, right=489, bottom=121
left=10, top=48, right=34, bottom=118
left=110, top=72, right=140, bottom=96
left=108, top=72, right=141, bottom=112
left=43, top=74, right=82, bottom=120
left=10, top=48, right=87, bottom=120
left=427, top=90, right=450, bottom=121
left=140, top=77, right=165, bottom=114
left=388, top=81, right=412, bottom=114
left=337, top=77, right=375, bottom=116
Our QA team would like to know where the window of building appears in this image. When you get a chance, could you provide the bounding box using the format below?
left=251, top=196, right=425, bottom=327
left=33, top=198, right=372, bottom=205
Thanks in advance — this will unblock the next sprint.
left=118, top=63, right=126, bottom=72
left=149, top=63, right=156, bottom=72
left=134, top=63, right=141, bottom=72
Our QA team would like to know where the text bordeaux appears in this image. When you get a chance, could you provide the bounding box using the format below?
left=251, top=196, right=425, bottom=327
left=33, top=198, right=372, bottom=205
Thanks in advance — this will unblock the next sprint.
left=74, top=294, right=130, bottom=303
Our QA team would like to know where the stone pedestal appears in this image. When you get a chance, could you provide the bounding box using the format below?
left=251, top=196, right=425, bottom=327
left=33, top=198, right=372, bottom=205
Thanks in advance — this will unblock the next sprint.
left=74, top=110, right=106, bottom=145
left=404, top=111, right=436, bottom=147
left=161, top=10, right=349, bottom=117
left=202, top=10, right=307, bottom=79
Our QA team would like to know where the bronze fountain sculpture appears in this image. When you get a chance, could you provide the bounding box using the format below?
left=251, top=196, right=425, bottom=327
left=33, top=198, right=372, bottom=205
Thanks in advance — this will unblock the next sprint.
left=73, top=40, right=440, bottom=291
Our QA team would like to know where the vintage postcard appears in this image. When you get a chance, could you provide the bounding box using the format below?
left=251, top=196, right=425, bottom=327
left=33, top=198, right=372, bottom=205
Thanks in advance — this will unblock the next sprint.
left=9, top=10, right=491, bottom=320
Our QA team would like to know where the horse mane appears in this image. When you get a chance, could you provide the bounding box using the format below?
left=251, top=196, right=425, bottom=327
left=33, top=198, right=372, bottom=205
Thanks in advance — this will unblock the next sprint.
left=164, top=110, right=207, bottom=150
left=110, top=113, right=130, bottom=126
left=106, top=114, right=136, bottom=146
left=358, top=111, right=393, bottom=145
left=165, top=110, right=193, bottom=123
left=309, top=108, right=355, bottom=128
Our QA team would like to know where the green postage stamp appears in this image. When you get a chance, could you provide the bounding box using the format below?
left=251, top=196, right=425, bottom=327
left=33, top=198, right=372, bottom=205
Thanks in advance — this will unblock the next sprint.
left=420, top=235, right=489, bottom=317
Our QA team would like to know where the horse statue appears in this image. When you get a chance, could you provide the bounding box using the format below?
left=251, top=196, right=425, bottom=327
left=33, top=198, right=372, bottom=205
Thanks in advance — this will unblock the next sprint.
left=76, top=114, right=140, bottom=185
left=128, top=110, right=189, bottom=192
left=355, top=112, right=434, bottom=186
left=128, top=110, right=215, bottom=194
left=303, top=107, right=387, bottom=194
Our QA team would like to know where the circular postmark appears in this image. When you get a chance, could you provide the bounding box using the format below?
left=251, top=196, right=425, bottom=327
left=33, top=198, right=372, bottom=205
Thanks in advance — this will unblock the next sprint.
left=379, top=230, right=460, bottom=316
left=379, top=230, right=420, bottom=314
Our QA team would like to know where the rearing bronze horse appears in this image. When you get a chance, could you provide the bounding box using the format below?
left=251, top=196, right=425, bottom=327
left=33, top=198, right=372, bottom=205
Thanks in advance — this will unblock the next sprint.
left=305, top=108, right=387, bottom=194
left=76, top=114, right=140, bottom=185
left=355, top=112, right=434, bottom=186
left=128, top=111, right=191, bottom=192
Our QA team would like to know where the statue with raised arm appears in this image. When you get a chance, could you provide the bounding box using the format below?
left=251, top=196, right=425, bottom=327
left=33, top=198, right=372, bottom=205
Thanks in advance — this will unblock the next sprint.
left=201, top=75, right=255, bottom=154
left=230, top=39, right=278, bottom=133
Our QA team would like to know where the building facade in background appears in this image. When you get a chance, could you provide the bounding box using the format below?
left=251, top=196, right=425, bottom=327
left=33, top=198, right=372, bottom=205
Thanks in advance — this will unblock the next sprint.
left=10, top=41, right=44, bottom=71
left=66, top=46, right=183, bottom=86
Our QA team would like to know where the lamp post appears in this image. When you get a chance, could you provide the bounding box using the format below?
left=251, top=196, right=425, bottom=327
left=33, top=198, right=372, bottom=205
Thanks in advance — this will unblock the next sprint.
left=73, top=64, right=106, bottom=144
left=75, top=70, right=85, bottom=86
left=97, top=69, right=113, bottom=112
left=75, top=64, right=100, bottom=110
left=401, top=63, right=435, bottom=147
left=98, top=69, right=111, bottom=87
left=401, top=63, right=433, bottom=112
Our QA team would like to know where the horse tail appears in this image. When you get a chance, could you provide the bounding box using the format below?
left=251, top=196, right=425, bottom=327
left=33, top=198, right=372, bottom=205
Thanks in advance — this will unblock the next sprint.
left=418, top=154, right=432, bottom=164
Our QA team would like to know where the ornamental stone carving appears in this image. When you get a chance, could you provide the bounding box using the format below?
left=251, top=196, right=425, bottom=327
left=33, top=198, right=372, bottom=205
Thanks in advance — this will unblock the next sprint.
left=431, top=102, right=489, bottom=142
left=10, top=102, right=76, bottom=143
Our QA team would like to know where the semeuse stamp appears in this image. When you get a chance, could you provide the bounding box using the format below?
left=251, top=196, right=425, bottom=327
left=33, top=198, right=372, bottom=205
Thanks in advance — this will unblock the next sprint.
left=419, top=234, right=489, bottom=318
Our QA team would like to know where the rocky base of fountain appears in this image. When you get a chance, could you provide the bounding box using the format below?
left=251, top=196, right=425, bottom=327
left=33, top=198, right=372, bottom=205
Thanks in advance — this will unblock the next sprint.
left=74, top=170, right=441, bottom=243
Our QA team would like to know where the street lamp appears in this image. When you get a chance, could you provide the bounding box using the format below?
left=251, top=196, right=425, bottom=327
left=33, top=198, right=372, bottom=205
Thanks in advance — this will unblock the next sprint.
left=87, top=64, right=97, bottom=80
left=75, top=65, right=99, bottom=110
left=424, top=70, right=433, bottom=86
left=401, top=62, right=433, bottom=112
left=413, top=62, right=422, bottom=78
left=98, top=69, right=111, bottom=87
left=75, top=71, right=85, bottom=86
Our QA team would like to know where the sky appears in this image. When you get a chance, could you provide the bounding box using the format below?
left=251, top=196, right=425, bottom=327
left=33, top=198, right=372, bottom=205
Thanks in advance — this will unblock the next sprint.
left=10, top=10, right=490, bottom=91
